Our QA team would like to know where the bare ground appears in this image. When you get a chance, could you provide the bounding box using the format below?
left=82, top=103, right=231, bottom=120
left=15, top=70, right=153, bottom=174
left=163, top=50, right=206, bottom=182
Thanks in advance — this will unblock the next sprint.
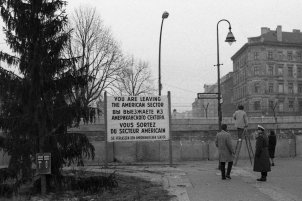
left=2, top=174, right=176, bottom=201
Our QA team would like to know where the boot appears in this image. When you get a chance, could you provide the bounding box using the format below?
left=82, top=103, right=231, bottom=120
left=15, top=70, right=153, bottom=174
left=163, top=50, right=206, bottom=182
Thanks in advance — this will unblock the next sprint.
left=257, top=177, right=266, bottom=181
left=257, top=172, right=267, bottom=181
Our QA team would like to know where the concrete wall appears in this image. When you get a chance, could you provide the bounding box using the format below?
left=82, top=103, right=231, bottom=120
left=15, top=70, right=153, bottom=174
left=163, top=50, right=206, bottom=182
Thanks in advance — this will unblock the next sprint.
left=83, top=138, right=298, bottom=165
left=1, top=116, right=302, bottom=166
left=80, top=116, right=302, bottom=164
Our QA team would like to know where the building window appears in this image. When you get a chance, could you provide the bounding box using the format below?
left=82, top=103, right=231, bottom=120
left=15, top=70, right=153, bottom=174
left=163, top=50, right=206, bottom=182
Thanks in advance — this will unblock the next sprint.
left=254, top=83, right=260, bottom=93
left=288, top=66, right=293, bottom=77
left=254, top=52, right=259, bottom=60
left=278, top=83, right=284, bottom=93
left=254, top=101, right=261, bottom=110
left=277, top=65, right=283, bottom=75
left=278, top=51, right=283, bottom=60
left=298, top=83, right=302, bottom=93
left=297, top=65, right=302, bottom=78
left=297, top=52, right=302, bottom=61
left=269, top=100, right=275, bottom=111
left=239, top=71, right=244, bottom=82
left=239, top=57, right=242, bottom=67
left=268, top=83, right=274, bottom=93
left=287, top=51, right=293, bottom=60
left=268, top=65, right=274, bottom=76
left=279, top=101, right=284, bottom=112
left=268, top=51, right=273, bottom=60
left=288, top=83, right=294, bottom=94
left=254, top=66, right=260, bottom=75
left=299, top=100, right=302, bottom=112
left=288, top=100, right=294, bottom=111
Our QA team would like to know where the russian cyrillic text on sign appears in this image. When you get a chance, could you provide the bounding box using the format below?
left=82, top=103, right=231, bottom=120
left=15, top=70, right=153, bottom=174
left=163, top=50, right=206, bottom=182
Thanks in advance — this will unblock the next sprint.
left=107, top=96, right=169, bottom=142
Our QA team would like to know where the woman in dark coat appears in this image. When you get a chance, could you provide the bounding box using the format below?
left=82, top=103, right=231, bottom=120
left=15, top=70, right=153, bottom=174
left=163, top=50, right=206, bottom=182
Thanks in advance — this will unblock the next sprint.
left=253, top=125, right=271, bottom=181
left=268, top=130, right=277, bottom=166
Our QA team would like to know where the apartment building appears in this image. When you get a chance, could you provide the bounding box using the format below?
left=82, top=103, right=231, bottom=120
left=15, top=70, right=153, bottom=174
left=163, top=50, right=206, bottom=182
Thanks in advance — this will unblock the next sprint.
left=231, top=26, right=302, bottom=116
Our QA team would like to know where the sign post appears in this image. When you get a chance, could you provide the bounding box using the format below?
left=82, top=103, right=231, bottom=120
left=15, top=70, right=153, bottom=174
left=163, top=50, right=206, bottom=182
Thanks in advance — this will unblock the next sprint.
left=168, top=91, right=172, bottom=166
left=104, top=91, right=108, bottom=168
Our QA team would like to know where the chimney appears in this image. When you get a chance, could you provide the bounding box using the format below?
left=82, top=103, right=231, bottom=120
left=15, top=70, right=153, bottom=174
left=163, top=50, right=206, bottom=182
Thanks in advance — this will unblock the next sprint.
left=261, top=27, right=270, bottom=35
left=293, top=29, right=300, bottom=33
left=276, top=25, right=282, bottom=42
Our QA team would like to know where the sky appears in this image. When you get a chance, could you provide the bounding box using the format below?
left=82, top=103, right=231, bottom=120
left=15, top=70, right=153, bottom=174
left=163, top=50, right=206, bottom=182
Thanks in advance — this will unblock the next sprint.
left=1, top=0, right=302, bottom=112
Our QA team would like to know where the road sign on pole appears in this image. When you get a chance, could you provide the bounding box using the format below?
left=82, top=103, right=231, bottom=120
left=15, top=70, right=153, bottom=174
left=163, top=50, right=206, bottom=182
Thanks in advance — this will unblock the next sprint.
left=197, top=93, right=219, bottom=99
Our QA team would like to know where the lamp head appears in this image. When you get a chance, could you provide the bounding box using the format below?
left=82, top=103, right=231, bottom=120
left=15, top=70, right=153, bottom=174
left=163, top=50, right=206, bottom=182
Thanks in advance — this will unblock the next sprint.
left=225, top=30, right=236, bottom=45
left=162, top=11, right=169, bottom=19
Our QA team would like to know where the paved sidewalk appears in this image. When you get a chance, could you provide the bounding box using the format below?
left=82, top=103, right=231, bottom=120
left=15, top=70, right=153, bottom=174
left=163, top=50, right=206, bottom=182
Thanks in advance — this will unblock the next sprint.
left=84, top=157, right=302, bottom=201
left=181, top=158, right=302, bottom=201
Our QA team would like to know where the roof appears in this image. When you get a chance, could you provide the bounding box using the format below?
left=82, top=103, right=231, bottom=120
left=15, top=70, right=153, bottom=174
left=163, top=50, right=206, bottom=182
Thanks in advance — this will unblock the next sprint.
left=250, top=31, right=302, bottom=44
left=232, top=27, right=302, bottom=60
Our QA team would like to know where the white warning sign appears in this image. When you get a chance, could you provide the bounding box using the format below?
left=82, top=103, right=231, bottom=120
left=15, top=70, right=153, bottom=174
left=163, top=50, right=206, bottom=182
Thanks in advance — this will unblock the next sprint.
left=107, top=96, right=170, bottom=142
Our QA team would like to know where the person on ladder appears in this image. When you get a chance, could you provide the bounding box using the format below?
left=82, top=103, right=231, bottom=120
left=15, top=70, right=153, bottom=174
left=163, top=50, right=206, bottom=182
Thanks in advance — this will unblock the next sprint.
left=233, top=105, right=248, bottom=140
left=215, top=124, right=235, bottom=180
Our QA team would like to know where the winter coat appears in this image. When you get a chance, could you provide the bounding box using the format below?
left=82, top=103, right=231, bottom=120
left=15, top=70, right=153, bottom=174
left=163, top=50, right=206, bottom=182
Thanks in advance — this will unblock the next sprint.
left=253, top=133, right=271, bottom=172
left=268, top=134, right=277, bottom=158
left=233, top=110, right=248, bottom=129
left=215, top=130, right=234, bottom=162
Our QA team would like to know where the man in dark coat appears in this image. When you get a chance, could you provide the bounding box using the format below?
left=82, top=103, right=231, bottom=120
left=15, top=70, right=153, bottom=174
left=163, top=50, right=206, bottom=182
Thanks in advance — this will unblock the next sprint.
left=268, top=130, right=277, bottom=166
left=216, top=124, right=234, bottom=180
left=253, top=125, right=271, bottom=181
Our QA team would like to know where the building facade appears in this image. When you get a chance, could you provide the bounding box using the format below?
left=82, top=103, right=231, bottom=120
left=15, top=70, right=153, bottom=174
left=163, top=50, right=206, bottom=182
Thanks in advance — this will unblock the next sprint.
left=192, top=72, right=235, bottom=118
left=231, top=26, right=302, bottom=116
left=192, top=83, right=218, bottom=118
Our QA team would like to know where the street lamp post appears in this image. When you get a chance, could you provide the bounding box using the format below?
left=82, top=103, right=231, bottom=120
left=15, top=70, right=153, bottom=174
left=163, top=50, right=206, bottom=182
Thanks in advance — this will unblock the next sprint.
left=216, top=19, right=236, bottom=130
left=158, top=11, right=169, bottom=96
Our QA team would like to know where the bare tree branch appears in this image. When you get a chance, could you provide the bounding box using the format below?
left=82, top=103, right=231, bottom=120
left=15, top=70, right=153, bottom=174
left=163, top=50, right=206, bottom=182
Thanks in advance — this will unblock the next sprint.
left=112, top=57, right=156, bottom=96
left=65, top=6, right=123, bottom=120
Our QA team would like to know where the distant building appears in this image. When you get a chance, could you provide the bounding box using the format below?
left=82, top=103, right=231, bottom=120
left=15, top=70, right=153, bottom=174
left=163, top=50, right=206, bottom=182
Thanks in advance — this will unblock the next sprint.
left=192, top=72, right=235, bottom=117
left=172, top=109, right=193, bottom=119
left=231, top=26, right=302, bottom=116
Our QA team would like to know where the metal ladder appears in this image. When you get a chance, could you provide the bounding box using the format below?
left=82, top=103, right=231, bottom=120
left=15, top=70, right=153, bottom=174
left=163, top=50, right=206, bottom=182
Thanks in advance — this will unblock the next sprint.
left=234, top=128, right=254, bottom=166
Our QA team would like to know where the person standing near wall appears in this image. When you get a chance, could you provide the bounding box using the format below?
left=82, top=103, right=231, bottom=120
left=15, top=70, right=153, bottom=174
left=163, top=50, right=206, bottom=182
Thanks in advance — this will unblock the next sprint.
left=233, top=105, right=248, bottom=140
left=215, top=124, right=234, bottom=180
left=254, top=125, right=271, bottom=182
left=268, top=130, right=277, bottom=166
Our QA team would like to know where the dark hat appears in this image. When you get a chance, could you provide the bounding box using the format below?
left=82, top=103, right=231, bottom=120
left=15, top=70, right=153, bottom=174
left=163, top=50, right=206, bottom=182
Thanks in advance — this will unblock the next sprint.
left=257, top=125, right=265, bottom=131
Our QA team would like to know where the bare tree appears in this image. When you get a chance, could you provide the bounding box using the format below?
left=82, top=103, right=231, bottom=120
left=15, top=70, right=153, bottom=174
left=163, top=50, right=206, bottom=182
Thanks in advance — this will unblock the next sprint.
left=202, top=103, right=209, bottom=118
left=112, top=57, right=156, bottom=96
left=66, top=7, right=123, bottom=120
left=270, top=101, right=279, bottom=133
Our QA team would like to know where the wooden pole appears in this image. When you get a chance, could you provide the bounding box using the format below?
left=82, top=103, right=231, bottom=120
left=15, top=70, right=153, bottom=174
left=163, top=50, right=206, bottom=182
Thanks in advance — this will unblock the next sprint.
left=37, top=106, right=46, bottom=194
left=39, top=139, right=46, bottom=194
left=104, top=91, right=108, bottom=168
left=168, top=91, right=173, bottom=166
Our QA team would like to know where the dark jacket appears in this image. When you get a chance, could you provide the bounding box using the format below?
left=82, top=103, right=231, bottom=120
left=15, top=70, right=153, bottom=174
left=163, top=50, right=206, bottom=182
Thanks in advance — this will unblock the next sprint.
left=268, top=134, right=277, bottom=158
left=253, top=133, right=271, bottom=172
